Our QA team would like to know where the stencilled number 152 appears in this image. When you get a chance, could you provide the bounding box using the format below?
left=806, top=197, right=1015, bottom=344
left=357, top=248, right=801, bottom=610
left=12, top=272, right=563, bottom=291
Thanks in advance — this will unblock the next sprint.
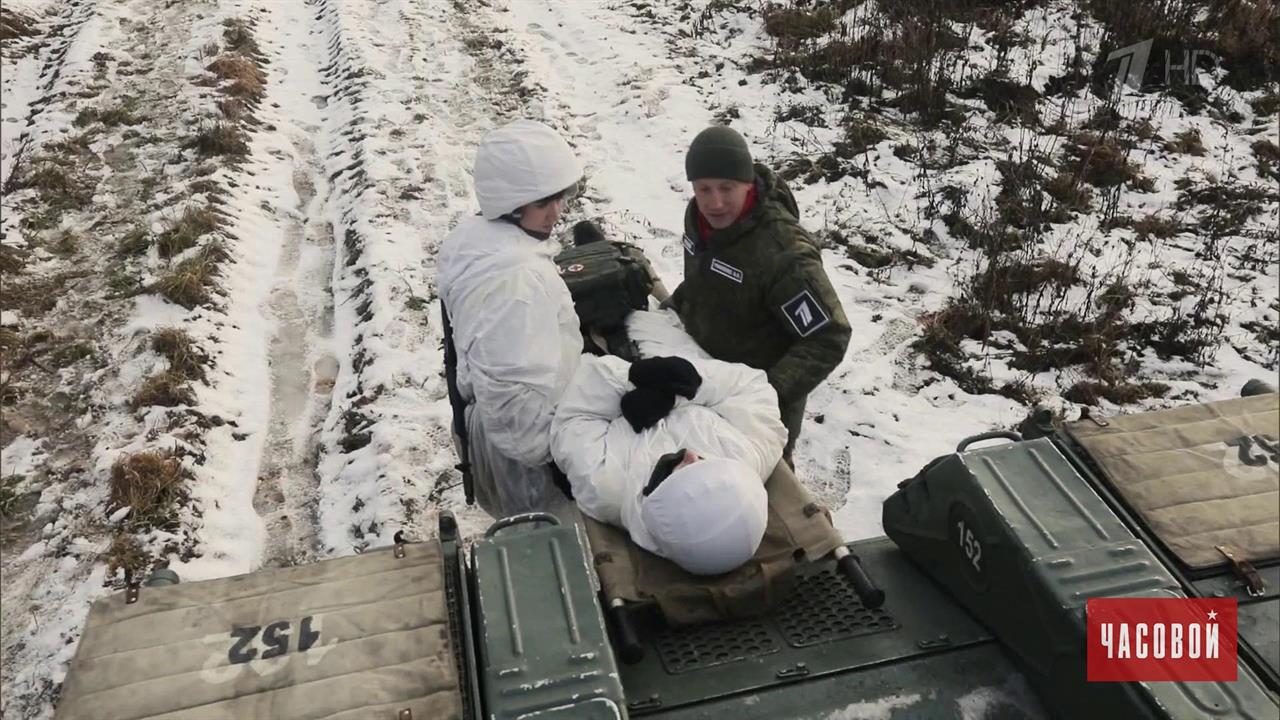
left=956, top=520, right=982, bottom=572
left=228, top=616, right=321, bottom=664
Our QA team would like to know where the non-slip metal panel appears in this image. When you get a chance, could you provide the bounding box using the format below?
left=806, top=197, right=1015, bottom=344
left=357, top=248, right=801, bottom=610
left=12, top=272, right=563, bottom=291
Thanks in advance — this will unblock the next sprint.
left=651, top=566, right=900, bottom=675
left=619, top=539, right=995, bottom=715
left=776, top=567, right=899, bottom=647
left=655, top=621, right=778, bottom=674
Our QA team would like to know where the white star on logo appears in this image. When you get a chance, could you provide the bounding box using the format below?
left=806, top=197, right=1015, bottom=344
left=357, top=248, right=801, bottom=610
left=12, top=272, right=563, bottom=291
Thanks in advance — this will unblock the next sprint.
left=1208, top=610, right=1218, bottom=620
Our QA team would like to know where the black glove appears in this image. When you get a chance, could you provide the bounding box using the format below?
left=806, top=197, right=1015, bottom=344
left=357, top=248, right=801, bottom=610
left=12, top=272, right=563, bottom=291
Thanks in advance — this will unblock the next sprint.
left=620, top=386, right=676, bottom=432
left=572, top=220, right=607, bottom=246
left=629, top=356, right=701, bottom=399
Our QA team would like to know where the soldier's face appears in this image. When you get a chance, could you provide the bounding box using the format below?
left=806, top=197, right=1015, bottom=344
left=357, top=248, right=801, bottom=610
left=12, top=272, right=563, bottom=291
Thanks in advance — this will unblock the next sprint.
left=517, top=195, right=567, bottom=235
left=692, top=179, right=752, bottom=229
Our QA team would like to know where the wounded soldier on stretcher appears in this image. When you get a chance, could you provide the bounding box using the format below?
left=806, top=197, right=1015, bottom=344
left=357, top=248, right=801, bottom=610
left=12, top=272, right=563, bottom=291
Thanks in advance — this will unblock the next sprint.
left=550, top=310, right=784, bottom=576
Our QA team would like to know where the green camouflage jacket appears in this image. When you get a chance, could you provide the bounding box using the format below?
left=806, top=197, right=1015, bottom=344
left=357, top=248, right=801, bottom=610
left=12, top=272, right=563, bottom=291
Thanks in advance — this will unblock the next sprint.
left=669, top=164, right=851, bottom=407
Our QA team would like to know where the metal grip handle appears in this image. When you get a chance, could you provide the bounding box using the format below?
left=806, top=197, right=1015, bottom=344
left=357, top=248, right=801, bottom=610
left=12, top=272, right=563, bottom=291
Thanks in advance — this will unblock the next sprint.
left=484, top=512, right=560, bottom=538
left=610, top=604, right=645, bottom=664
left=956, top=430, right=1023, bottom=452
left=837, top=552, right=886, bottom=609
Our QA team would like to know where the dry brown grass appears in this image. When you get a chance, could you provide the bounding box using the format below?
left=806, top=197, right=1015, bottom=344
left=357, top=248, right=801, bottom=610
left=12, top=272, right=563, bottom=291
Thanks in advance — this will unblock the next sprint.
left=1045, top=172, right=1093, bottom=211
left=836, top=114, right=888, bottom=155
left=751, top=38, right=878, bottom=85
left=189, top=123, right=249, bottom=158
left=109, top=451, right=187, bottom=529
left=1204, top=0, right=1279, bottom=90
left=1251, top=92, right=1280, bottom=117
left=763, top=6, right=840, bottom=47
left=130, top=371, right=197, bottom=410
left=1089, top=0, right=1277, bottom=92
left=0, top=7, right=36, bottom=41
left=10, top=159, right=92, bottom=210
left=157, top=206, right=218, bottom=259
left=0, top=328, right=18, bottom=356
left=969, top=257, right=1079, bottom=318
left=1064, top=379, right=1170, bottom=406
left=50, top=230, right=78, bottom=256
left=1063, top=132, right=1146, bottom=188
left=912, top=301, right=999, bottom=394
left=73, top=99, right=140, bottom=129
left=222, top=18, right=260, bottom=58
left=1175, top=177, right=1275, bottom=236
left=1252, top=139, right=1280, bottom=181
left=152, top=328, right=207, bottom=382
left=154, top=243, right=225, bottom=309
left=103, top=533, right=149, bottom=577
left=1165, top=128, right=1205, bottom=155
left=0, top=270, right=87, bottom=319
left=1129, top=118, right=1158, bottom=140
left=0, top=244, right=25, bottom=275
left=970, top=77, right=1041, bottom=125
left=1132, top=214, right=1180, bottom=239
left=206, top=55, right=265, bottom=102
left=116, top=227, right=151, bottom=257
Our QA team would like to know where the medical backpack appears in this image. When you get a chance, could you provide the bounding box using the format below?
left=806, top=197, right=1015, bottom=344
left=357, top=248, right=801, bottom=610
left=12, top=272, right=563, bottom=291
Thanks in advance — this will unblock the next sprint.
left=554, top=237, right=654, bottom=358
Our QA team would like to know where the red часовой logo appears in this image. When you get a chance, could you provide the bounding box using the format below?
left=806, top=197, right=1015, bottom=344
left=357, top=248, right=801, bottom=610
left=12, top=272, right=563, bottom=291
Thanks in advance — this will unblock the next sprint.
left=1087, top=598, right=1237, bottom=681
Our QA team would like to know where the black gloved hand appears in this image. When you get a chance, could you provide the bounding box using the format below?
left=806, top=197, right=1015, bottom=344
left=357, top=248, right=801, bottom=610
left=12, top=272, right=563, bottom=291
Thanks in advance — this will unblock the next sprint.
left=572, top=220, right=607, bottom=246
left=620, top=386, right=676, bottom=433
left=629, top=356, right=702, bottom=399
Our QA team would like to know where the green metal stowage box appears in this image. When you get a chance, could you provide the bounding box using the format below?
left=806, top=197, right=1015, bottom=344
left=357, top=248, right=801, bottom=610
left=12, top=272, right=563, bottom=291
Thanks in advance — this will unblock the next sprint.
left=883, top=436, right=1279, bottom=720
left=471, top=516, right=627, bottom=719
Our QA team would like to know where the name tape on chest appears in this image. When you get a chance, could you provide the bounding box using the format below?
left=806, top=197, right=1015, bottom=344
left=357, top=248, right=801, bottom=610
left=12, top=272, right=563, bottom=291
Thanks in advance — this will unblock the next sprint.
left=781, top=289, right=831, bottom=337
left=709, top=258, right=744, bottom=284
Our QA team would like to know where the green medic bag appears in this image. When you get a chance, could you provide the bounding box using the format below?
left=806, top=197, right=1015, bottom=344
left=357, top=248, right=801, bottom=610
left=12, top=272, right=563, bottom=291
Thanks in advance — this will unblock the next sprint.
left=554, top=240, right=654, bottom=358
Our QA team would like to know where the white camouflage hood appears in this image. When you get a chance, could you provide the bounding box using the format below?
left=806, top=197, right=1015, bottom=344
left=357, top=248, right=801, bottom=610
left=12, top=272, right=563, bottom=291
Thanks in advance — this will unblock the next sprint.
left=635, top=457, right=769, bottom=576
left=474, top=119, right=582, bottom=219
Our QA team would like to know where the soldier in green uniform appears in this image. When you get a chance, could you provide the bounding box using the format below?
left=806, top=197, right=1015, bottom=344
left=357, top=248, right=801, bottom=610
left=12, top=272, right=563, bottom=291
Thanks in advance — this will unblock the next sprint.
left=667, top=126, right=851, bottom=463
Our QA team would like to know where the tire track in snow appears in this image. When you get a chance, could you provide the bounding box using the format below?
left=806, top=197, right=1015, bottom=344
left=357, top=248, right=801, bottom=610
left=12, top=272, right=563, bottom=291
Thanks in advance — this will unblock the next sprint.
left=234, top=0, right=346, bottom=568
left=251, top=135, right=335, bottom=568
left=0, top=0, right=101, bottom=190
left=296, top=0, right=389, bottom=554
left=300, top=0, right=525, bottom=549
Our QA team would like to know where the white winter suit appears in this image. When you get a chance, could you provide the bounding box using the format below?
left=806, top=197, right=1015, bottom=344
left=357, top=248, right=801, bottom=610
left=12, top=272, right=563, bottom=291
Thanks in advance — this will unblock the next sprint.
left=550, top=312, right=788, bottom=574
left=436, top=120, right=584, bottom=517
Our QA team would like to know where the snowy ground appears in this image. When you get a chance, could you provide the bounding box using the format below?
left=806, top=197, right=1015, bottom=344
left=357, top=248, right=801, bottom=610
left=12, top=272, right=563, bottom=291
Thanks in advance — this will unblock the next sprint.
left=1, top=0, right=1276, bottom=717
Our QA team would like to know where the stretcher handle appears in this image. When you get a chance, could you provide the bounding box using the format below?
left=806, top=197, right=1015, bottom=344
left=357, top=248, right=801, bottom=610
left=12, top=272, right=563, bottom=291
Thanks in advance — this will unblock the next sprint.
left=484, top=512, right=560, bottom=538
left=956, top=430, right=1022, bottom=452
left=609, top=599, right=645, bottom=664
left=834, top=546, right=885, bottom=609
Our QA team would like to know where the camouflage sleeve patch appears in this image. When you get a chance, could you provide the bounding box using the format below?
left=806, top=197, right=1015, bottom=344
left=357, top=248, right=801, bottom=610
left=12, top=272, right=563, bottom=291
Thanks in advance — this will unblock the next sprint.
left=780, top=289, right=831, bottom=337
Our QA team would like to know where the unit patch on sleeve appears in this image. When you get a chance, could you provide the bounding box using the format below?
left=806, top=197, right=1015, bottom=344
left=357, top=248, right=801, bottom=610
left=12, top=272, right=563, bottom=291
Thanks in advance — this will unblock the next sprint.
left=709, top=258, right=744, bottom=283
left=781, top=289, right=831, bottom=337
left=682, top=233, right=696, bottom=255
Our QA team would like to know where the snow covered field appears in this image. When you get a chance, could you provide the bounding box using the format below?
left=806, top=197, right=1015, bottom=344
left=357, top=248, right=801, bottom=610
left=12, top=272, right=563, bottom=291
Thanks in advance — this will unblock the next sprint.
left=1, top=0, right=1275, bottom=717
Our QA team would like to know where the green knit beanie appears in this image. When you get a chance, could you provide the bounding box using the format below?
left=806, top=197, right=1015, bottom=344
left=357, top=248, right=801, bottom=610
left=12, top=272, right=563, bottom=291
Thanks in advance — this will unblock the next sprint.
left=685, top=126, right=754, bottom=182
